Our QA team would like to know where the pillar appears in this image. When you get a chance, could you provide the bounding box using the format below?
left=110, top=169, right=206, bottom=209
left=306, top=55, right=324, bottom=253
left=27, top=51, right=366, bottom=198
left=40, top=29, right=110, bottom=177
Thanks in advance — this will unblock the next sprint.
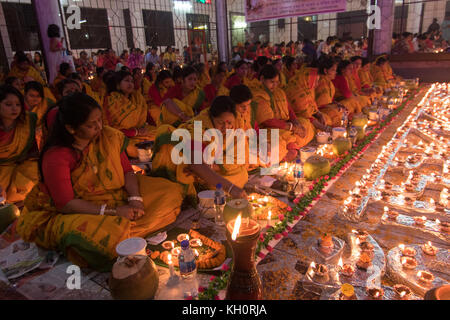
left=216, top=0, right=229, bottom=63
left=373, top=0, right=395, bottom=55
left=32, top=0, right=74, bottom=84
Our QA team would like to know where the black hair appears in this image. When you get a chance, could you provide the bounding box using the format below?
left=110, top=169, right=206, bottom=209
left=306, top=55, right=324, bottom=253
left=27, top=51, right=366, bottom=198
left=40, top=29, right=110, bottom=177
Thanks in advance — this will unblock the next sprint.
left=194, top=63, right=205, bottom=74
left=234, top=60, right=247, bottom=70
left=106, top=70, right=133, bottom=94
left=350, top=56, right=363, bottom=63
left=16, top=52, right=29, bottom=64
left=229, top=85, right=252, bottom=104
left=0, top=85, right=26, bottom=124
left=172, top=67, right=183, bottom=82
left=155, top=70, right=173, bottom=88
left=284, top=56, right=296, bottom=70
left=209, top=95, right=236, bottom=119
left=96, top=67, right=105, bottom=76
left=337, top=60, right=351, bottom=75
left=56, top=79, right=81, bottom=96
left=68, top=73, right=82, bottom=82
left=181, top=66, right=197, bottom=79
left=4, top=76, right=20, bottom=87
left=145, top=62, right=155, bottom=81
left=259, top=64, right=279, bottom=80
left=24, top=81, right=44, bottom=98
left=132, top=68, right=142, bottom=77
left=59, top=62, right=71, bottom=76
left=256, top=56, right=270, bottom=69
left=47, top=24, right=60, bottom=38
left=376, top=57, right=388, bottom=66
left=361, top=58, right=371, bottom=67
left=39, top=93, right=102, bottom=182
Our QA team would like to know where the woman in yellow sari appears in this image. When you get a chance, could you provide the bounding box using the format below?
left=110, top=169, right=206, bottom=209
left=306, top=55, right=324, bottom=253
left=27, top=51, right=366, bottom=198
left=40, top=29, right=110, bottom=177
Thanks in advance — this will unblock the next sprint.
left=371, top=56, right=394, bottom=89
left=90, top=67, right=107, bottom=100
left=284, top=67, right=332, bottom=130
left=17, top=93, right=184, bottom=271
left=8, top=52, right=45, bottom=86
left=195, top=63, right=211, bottom=89
left=0, top=85, right=39, bottom=204
left=158, top=66, right=206, bottom=127
left=24, top=81, right=55, bottom=150
left=358, top=58, right=383, bottom=97
left=52, top=62, right=72, bottom=88
left=147, top=70, right=174, bottom=125
left=152, top=96, right=248, bottom=200
left=103, top=71, right=156, bottom=158
left=315, top=56, right=345, bottom=127
left=252, top=65, right=315, bottom=162
left=132, top=67, right=152, bottom=104
left=67, top=73, right=101, bottom=105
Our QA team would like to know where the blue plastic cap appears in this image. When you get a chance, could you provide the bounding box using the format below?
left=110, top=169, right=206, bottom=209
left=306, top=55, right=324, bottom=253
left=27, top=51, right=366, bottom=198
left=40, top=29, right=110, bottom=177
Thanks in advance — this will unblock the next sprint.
left=296, top=159, right=301, bottom=163
left=181, top=240, right=190, bottom=249
left=216, top=183, right=222, bottom=189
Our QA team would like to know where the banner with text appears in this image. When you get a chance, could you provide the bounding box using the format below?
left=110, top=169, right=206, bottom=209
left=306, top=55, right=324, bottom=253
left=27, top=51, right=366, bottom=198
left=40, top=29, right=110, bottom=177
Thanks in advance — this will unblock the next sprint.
left=245, top=0, right=347, bottom=22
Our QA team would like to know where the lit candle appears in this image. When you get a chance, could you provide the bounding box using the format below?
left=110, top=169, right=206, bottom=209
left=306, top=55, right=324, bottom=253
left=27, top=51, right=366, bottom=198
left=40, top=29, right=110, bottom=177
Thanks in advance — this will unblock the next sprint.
left=231, top=214, right=242, bottom=241
left=267, top=210, right=272, bottom=227
left=168, top=254, right=175, bottom=277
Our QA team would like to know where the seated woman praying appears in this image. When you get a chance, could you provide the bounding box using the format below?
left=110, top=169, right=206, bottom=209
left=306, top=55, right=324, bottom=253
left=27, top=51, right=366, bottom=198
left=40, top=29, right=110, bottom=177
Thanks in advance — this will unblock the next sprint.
left=17, top=93, right=184, bottom=271
left=0, top=85, right=39, bottom=204
left=251, top=64, right=315, bottom=162
left=103, top=70, right=156, bottom=158
left=158, top=66, right=206, bottom=127
left=152, top=96, right=248, bottom=201
left=332, top=60, right=367, bottom=114
left=147, top=70, right=174, bottom=126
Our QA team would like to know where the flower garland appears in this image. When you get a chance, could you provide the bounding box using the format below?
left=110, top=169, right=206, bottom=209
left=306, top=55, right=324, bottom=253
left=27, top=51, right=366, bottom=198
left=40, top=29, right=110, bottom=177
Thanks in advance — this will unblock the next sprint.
left=197, top=87, right=421, bottom=300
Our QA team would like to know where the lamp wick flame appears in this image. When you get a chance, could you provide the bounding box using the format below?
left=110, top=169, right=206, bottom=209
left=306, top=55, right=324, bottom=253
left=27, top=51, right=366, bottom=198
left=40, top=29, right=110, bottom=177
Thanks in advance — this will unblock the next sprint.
left=231, top=214, right=242, bottom=241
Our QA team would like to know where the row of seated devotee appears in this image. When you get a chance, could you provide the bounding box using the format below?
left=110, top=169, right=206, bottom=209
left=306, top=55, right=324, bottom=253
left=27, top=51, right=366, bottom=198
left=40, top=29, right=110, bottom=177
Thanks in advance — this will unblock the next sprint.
left=0, top=48, right=401, bottom=272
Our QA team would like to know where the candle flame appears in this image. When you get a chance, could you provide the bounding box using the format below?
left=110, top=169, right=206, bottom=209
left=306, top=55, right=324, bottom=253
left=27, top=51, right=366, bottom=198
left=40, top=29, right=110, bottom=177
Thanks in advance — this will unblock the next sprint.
left=399, top=244, right=405, bottom=251
left=436, top=219, right=440, bottom=224
left=428, top=241, right=432, bottom=247
left=352, top=229, right=357, bottom=234
left=263, top=196, right=268, bottom=203
left=417, top=271, right=422, bottom=277
left=338, top=258, right=343, bottom=268
left=194, top=249, right=199, bottom=257
left=168, top=254, right=172, bottom=264
left=231, top=214, right=242, bottom=241
left=422, top=216, right=427, bottom=221
left=400, top=291, right=406, bottom=298
left=268, top=210, right=272, bottom=220
left=355, top=238, right=360, bottom=245
left=171, top=241, right=175, bottom=249
left=384, top=206, right=389, bottom=212
left=374, top=292, right=379, bottom=298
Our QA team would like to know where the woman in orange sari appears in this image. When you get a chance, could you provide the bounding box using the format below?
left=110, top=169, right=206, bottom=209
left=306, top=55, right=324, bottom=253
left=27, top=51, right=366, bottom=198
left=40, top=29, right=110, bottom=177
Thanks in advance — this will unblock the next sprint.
left=332, top=60, right=366, bottom=114
left=17, top=93, right=184, bottom=271
left=284, top=67, right=331, bottom=130
left=0, top=85, right=39, bottom=204
left=371, top=56, right=394, bottom=89
left=103, top=71, right=156, bottom=157
left=315, top=56, right=346, bottom=127
left=52, top=62, right=72, bottom=88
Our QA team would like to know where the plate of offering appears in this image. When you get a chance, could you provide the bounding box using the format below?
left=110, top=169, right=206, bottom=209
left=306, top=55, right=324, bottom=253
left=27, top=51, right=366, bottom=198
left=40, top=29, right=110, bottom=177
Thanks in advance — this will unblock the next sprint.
left=248, top=193, right=289, bottom=220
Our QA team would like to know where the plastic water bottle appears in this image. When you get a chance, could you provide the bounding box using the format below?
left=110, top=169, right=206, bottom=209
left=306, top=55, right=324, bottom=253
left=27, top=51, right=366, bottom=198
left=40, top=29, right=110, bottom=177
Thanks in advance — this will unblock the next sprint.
left=214, top=183, right=226, bottom=226
left=178, top=240, right=199, bottom=298
left=294, top=159, right=304, bottom=193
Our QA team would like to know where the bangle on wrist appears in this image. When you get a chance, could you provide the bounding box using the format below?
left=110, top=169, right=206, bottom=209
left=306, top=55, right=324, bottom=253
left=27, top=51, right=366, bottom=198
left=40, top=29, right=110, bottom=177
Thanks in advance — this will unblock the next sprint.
left=135, top=128, right=139, bottom=136
left=99, top=204, right=107, bottom=216
left=288, top=122, right=293, bottom=131
left=128, top=196, right=143, bottom=202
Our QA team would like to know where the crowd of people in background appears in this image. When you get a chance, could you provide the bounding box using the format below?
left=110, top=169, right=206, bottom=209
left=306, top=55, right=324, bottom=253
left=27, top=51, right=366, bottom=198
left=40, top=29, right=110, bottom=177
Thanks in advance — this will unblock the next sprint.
left=0, top=18, right=433, bottom=271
